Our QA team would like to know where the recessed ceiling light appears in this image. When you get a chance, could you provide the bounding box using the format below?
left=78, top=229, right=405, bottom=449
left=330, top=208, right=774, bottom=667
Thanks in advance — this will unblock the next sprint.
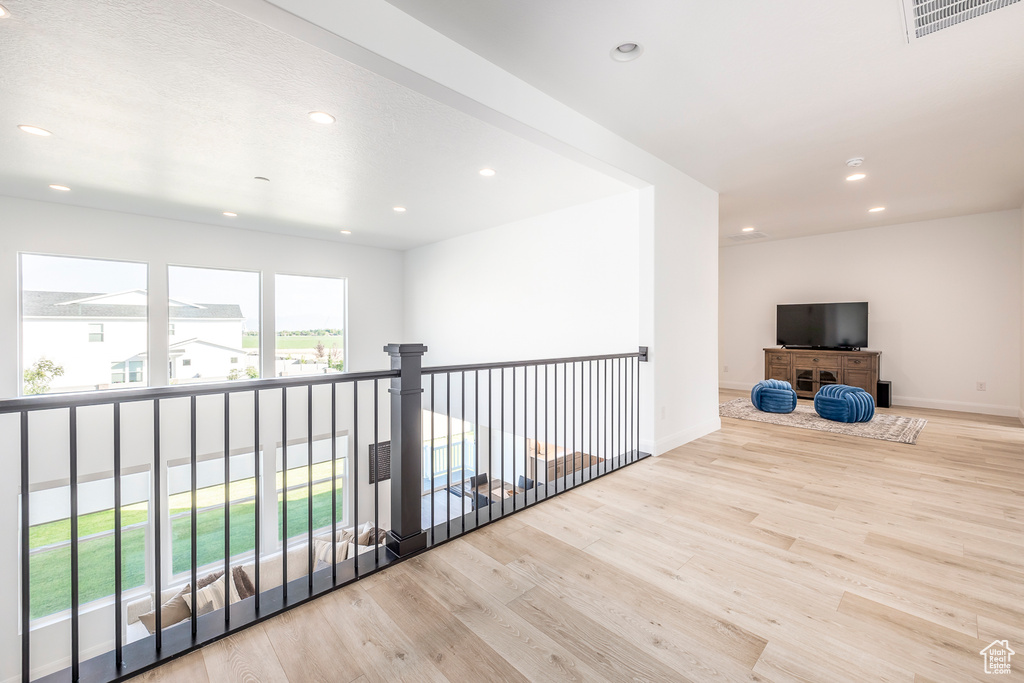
left=393, top=206, right=406, bottom=213
left=254, top=176, right=270, bottom=182
left=846, top=173, right=866, bottom=181
left=308, top=111, right=335, bottom=124
left=19, top=125, right=52, bottom=136
left=610, top=42, right=644, bottom=62
left=223, top=211, right=237, bottom=217
left=0, top=4, right=10, bottom=19
left=868, top=206, right=885, bottom=213
left=340, top=230, right=352, bottom=235
left=478, top=168, right=496, bottom=177
left=49, top=184, right=70, bottom=192
left=742, top=226, right=755, bottom=232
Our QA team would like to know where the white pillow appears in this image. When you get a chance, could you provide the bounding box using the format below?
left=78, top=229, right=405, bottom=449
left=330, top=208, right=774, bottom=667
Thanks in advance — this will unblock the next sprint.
left=312, top=538, right=348, bottom=568
left=181, top=575, right=239, bottom=616
left=348, top=543, right=376, bottom=559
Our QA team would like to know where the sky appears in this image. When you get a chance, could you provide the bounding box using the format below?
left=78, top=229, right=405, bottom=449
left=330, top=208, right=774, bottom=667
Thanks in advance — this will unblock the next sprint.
left=21, top=255, right=345, bottom=333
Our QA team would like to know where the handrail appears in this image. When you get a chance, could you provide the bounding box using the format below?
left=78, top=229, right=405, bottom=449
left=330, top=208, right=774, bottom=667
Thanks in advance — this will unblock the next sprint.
left=0, top=367, right=399, bottom=414
left=422, top=349, right=642, bottom=375
left=13, top=341, right=648, bottom=683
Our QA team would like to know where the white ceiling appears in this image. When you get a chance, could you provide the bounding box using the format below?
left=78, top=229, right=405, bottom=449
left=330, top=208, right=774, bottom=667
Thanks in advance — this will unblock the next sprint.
left=384, top=0, right=1024, bottom=245
left=0, top=0, right=632, bottom=250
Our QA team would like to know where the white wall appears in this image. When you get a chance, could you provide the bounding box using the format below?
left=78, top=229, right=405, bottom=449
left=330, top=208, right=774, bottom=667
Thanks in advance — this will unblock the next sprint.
left=720, top=210, right=1022, bottom=416
left=1020, top=201, right=1024, bottom=425
left=0, top=196, right=403, bottom=389
left=239, top=0, right=722, bottom=456
left=404, top=193, right=640, bottom=364
left=0, top=196, right=403, bottom=681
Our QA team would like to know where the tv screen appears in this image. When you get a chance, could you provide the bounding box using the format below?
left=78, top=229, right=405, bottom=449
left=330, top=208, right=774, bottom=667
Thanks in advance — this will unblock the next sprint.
left=776, top=302, right=868, bottom=349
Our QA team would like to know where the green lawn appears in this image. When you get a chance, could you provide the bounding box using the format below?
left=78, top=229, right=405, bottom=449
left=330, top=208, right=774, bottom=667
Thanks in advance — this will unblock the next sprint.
left=30, top=527, right=147, bottom=620
left=242, top=335, right=344, bottom=350
left=170, top=480, right=344, bottom=573
left=29, top=474, right=345, bottom=619
left=30, top=504, right=149, bottom=548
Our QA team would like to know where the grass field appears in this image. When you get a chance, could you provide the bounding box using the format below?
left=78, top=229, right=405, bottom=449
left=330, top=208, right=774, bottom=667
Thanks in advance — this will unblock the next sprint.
left=242, top=335, right=343, bottom=350
left=29, top=461, right=345, bottom=619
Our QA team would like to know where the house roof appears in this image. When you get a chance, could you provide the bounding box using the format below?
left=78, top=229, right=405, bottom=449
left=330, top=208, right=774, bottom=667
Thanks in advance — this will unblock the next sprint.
left=22, top=291, right=245, bottom=320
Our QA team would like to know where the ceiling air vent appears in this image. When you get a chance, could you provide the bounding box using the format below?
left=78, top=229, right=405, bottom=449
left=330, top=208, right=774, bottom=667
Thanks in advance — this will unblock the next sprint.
left=902, top=0, right=1020, bottom=40
left=727, top=232, right=767, bottom=242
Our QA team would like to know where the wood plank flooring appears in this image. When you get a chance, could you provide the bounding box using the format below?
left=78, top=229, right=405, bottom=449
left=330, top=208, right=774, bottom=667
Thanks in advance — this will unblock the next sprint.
left=140, top=391, right=1024, bottom=682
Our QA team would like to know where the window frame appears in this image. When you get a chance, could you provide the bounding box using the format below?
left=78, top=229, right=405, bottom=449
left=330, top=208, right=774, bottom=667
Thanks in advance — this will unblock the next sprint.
left=167, top=263, right=262, bottom=384
left=273, top=272, right=348, bottom=378
left=17, top=252, right=150, bottom=397
left=24, top=470, right=153, bottom=625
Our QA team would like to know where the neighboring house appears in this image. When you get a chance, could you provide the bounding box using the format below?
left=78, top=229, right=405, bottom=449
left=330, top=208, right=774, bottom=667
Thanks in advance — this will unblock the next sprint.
left=166, top=337, right=253, bottom=382
left=22, top=290, right=247, bottom=391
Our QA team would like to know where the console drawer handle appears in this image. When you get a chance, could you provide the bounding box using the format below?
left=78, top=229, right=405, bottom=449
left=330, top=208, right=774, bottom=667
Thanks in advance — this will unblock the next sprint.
left=813, top=358, right=819, bottom=362
left=852, top=359, right=860, bottom=364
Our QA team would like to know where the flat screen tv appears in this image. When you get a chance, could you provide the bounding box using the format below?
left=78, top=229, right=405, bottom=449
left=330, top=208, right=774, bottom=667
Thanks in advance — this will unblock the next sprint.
left=776, top=302, right=868, bottom=350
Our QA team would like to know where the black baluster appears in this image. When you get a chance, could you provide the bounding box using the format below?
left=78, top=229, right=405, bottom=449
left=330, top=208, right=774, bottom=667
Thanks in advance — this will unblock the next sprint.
left=373, top=379, right=379, bottom=566
left=71, top=407, right=80, bottom=681
left=352, top=383, right=359, bottom=578
left=254, top=390, right=261, bottom=612
left=307, top=385, right=314, bottom=591
left=114, top=403, right=123, bottom=667
left=331, top=383, right=337, bottom=583
left=281, top=388, right=288, bottom=598
left=224, top=393, right=231, bottom=623
left=190, top=396, right=197, bottom=638
left=153, top=400, right=163, bottom=648
left=20, top=411, right=30, bottom=682
left=446, top=373, right=451, bottom=534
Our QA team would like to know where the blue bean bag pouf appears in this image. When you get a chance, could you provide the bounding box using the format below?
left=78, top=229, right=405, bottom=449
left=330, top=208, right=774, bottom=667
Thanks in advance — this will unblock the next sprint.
left=750, top=379, right=797, bottom=414
left=813, top=384, right=875, bottom=423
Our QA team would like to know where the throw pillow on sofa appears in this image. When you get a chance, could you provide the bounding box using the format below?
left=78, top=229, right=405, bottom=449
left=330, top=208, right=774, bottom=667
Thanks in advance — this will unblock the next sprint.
left=137, top=570, right=223, bottom=634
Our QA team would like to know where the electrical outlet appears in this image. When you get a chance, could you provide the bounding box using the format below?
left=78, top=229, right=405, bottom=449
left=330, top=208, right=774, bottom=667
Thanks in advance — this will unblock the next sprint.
left=976, top=381, right=987, bottom=391
left=723, top=365, right=729, bottom=373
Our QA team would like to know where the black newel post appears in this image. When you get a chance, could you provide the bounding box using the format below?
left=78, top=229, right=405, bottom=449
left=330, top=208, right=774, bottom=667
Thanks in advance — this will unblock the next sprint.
left=384, top=343, right=429, bottom=557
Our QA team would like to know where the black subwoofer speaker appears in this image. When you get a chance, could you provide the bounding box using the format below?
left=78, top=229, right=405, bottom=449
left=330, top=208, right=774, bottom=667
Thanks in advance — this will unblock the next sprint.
left=876, top=380, right=892, bottom=409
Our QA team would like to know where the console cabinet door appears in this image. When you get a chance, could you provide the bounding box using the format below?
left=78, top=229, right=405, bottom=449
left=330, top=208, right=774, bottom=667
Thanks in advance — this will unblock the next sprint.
left=768, top=364, right=791, bottom=383
left=794, top=367, right=815, bottom=396
left=845, top=369, right=873, bottom=395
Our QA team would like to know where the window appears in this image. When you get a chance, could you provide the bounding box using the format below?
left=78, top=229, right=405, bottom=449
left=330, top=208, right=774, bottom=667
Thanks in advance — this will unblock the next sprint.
left=168, top=451, right=258, bottom=575
left=422, top=410, right=476, bottom=492
left=128, top=360, right=143, bottom=382
left=276, top=438, right=348, bottom=546
left=168, top=266, right=259, bottom=383
left=20, top=254, right=148, bottom=395
left=27, top=472, right=150, bottom=620
left=111, top=360, right=144, bottom=384
left=274, top=274, right=346, bottom=377
left=168, top=323, right=175, bottom=336
left=166, top=440, right=347, bottom=576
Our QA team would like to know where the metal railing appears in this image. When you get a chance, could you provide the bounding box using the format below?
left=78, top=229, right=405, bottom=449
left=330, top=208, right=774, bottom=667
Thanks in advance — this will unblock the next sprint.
left=3, top=344, right=648, bottom=682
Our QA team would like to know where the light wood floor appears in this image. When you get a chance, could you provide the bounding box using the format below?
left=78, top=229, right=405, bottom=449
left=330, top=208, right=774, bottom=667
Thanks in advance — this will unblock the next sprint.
left=139, top=391, right=1024, bottom=682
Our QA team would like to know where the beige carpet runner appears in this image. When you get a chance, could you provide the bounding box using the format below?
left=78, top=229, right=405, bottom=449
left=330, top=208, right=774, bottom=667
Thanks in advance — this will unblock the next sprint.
left=719, top=397, right=927, bottom=444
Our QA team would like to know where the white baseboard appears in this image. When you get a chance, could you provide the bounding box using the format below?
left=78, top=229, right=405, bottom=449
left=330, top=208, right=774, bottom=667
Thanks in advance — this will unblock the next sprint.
left=1018, top=406, right=1023, bottom=427
left=719, top=380, right=754, bottom=392
left=654, top=417, right=721, bottom=456
left=892, top=395, right=1020, bottom=418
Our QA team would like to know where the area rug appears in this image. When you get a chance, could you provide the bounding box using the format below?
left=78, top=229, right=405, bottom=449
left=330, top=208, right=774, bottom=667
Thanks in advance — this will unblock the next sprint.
left=719, top=398, right=927, bottom=445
